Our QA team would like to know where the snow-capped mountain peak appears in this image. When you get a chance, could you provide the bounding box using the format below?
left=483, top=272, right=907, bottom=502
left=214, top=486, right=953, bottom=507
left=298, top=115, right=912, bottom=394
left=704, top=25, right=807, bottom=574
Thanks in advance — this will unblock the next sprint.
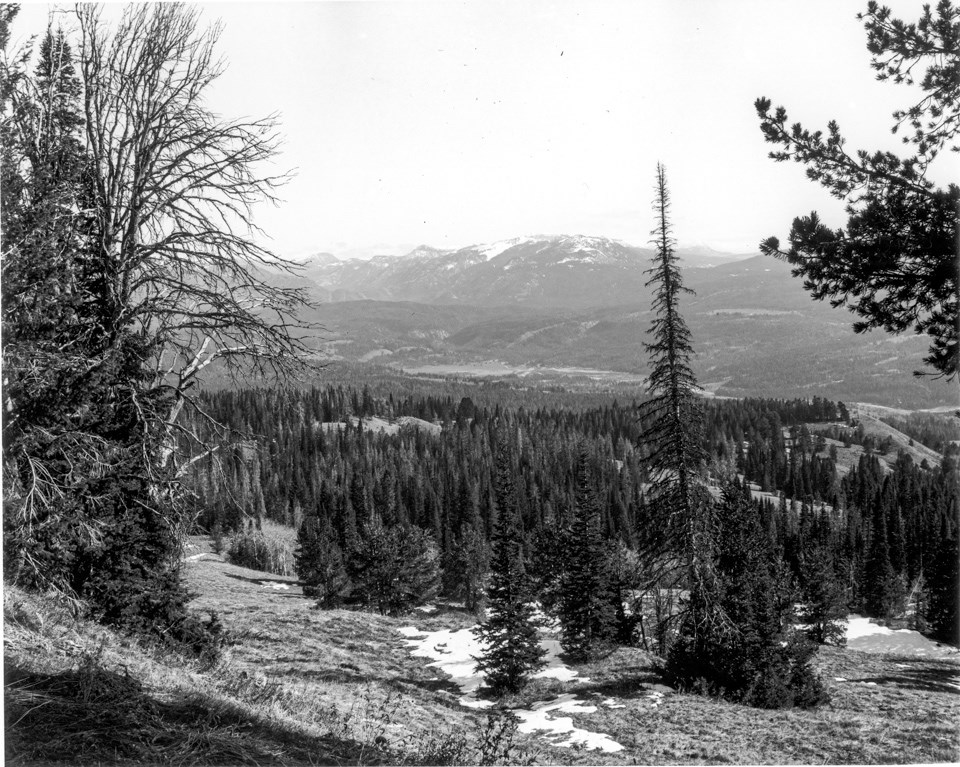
left=475, top=236, right=534, bottom=261
left=287, top=234, right=755, bottom=308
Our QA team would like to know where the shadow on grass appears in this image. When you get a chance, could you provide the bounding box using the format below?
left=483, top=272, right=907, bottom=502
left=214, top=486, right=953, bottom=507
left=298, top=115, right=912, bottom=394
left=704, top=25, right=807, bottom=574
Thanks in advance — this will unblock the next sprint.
left=573, top=668, right=668, bottom=701
left=4, top=659, right=385, bottom=766
left=388, top=674, right=467, bottom=704
left=857, top=658, right=960, bottom=695
left=223, top=571, right=299, bottom=587
left=283, top=667, right=372, bottom=684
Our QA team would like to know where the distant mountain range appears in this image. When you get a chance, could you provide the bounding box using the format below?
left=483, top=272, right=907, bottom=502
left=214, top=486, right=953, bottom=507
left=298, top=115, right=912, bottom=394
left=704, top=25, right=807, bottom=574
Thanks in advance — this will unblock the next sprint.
left=293, top=235, right=754, bottom=308
left=264, top=235, right=954, bottom=409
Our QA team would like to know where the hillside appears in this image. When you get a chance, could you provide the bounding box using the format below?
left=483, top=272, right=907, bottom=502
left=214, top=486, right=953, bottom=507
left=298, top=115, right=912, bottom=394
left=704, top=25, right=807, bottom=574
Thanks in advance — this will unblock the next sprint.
left=262, top=237, right=957, bottom=409
left=293, top=295, right=951, bottom=410
left=807, top=414, right=943, bottom=476
left=7, top=542, right=959, bottom=765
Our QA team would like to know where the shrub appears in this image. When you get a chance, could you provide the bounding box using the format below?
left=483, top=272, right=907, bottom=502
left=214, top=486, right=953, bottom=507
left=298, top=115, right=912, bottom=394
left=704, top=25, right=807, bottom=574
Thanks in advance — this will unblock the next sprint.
left=225, top=519, right=295, bottom=576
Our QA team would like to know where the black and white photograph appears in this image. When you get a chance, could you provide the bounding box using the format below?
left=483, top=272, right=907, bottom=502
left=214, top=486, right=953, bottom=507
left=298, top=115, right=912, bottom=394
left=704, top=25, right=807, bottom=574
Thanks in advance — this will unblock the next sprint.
left=2, top=1, right=958, bottom=764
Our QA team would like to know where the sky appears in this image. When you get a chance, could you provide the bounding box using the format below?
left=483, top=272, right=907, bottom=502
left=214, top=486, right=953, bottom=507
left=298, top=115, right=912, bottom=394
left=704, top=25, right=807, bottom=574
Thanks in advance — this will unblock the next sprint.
left=12, top=1, right=956, bottom=259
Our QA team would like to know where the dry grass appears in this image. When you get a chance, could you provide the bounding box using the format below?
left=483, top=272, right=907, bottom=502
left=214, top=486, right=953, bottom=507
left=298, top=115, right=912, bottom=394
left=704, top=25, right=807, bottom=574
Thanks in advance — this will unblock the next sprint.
left=7, top=536, right=959, bottom=765
left=180, top=547, right=532, bottom=762
left=3, top=586, right=383, bottom=766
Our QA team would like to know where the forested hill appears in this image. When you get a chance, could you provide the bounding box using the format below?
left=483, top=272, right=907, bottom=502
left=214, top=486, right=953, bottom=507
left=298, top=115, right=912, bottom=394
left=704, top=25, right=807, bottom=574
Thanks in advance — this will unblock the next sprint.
left=185, top=385, right=958, bottom=631
left=265, top=247, right=956, bottom=409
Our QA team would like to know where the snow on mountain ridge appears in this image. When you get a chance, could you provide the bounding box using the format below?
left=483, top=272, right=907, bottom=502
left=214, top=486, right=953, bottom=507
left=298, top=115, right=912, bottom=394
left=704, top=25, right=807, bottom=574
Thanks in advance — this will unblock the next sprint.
left=475, top=237, right=533, bottom=261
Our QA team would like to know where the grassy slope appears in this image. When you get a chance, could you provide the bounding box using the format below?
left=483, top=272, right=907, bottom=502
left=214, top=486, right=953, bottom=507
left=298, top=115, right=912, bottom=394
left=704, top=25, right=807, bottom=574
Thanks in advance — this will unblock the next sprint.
left=3, top=583, right=384, bottom=765
left=180, top=549, right=499, bottom=762
left=808, top=414, right=942, bottom=478
left=6, top=539, right=960, bottom=765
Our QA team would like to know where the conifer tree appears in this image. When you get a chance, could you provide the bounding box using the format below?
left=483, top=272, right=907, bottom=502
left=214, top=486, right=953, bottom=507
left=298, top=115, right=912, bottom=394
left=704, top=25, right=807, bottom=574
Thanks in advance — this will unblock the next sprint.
left=666, top=481, right=827, bottom=709
left=864, top=492, right=905, bottom=619
left=755, top=2, right=959, bottom=378
left=555, top=446, right=618, bottom=660
left=348, top=519, right=440, bottom=615
left=442, top=523, right=490, bottom=614
left=639, top=163, right=712, bottom=661
left=926, top=532, right=959, bottom=644
left=797, top=539, right=848, bottom=646
left=295, top=512, right=350, bottom=608
left=640, top=164, right=707, bottom=577
left=1, top=6, right=313, bottom=653
left=473, top=440, right=546, bottom=695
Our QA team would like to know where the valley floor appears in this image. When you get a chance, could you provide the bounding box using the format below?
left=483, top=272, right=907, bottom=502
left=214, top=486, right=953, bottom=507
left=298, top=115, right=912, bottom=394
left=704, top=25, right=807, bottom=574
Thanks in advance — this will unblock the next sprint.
left=5, top=539, right=959, bottom=765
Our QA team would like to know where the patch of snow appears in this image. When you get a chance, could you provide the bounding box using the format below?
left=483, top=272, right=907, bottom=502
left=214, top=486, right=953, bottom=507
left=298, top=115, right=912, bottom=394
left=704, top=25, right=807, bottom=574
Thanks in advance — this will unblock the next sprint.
left=260, top=581, right=290, bottom=590
left=834, top=677, right=848, bottom=682
left=601, top=697, right=626, bottom=709
left=845, top=614, right=960, bottom=657
left=846, top=615, right=897, bottom=640
left=477, top=237, right=530, bottom=261
left=398, top=625, right=621, bottom=752
left=415, top=604, right=438, bottom=613
left=514, top=694, right=623, bottom=752
left=398, top=626, right=489, bottom=701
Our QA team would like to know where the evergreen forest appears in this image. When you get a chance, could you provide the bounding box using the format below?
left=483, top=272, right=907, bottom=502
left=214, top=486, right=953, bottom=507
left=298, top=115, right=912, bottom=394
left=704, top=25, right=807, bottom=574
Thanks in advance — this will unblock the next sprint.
left=186, top=383, right=960, bottom=647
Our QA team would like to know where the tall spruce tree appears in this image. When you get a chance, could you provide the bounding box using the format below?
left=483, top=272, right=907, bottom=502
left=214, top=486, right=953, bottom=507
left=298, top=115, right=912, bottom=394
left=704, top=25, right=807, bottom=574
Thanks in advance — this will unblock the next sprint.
left=640, top=163, right=708, bottom=600
left=473, top=439, right=546, bottom=695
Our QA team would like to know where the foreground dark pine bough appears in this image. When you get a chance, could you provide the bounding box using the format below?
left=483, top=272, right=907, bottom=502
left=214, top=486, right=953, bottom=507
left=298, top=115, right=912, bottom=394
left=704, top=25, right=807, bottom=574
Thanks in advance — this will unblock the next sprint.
left=756, top=1, right=960, bottom=380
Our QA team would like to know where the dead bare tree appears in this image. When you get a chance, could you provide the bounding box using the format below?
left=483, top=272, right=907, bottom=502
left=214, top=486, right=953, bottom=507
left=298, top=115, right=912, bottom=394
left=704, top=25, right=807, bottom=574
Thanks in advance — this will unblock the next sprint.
left=1, top=4, right=318, bottom=628
left=75, top=3, right=318, bottom=475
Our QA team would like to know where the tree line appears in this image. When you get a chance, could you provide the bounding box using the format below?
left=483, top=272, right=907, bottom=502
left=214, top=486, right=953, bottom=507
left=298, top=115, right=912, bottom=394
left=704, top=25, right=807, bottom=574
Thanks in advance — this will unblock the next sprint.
left=186, top=382, right=956, bottom=636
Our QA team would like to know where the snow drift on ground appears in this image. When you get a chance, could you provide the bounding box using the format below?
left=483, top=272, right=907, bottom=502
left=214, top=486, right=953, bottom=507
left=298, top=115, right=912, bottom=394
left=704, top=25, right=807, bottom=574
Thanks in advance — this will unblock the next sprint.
left=398, top=625, right=623, bottom=752
left=845, top=615, right=959, bottom=658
